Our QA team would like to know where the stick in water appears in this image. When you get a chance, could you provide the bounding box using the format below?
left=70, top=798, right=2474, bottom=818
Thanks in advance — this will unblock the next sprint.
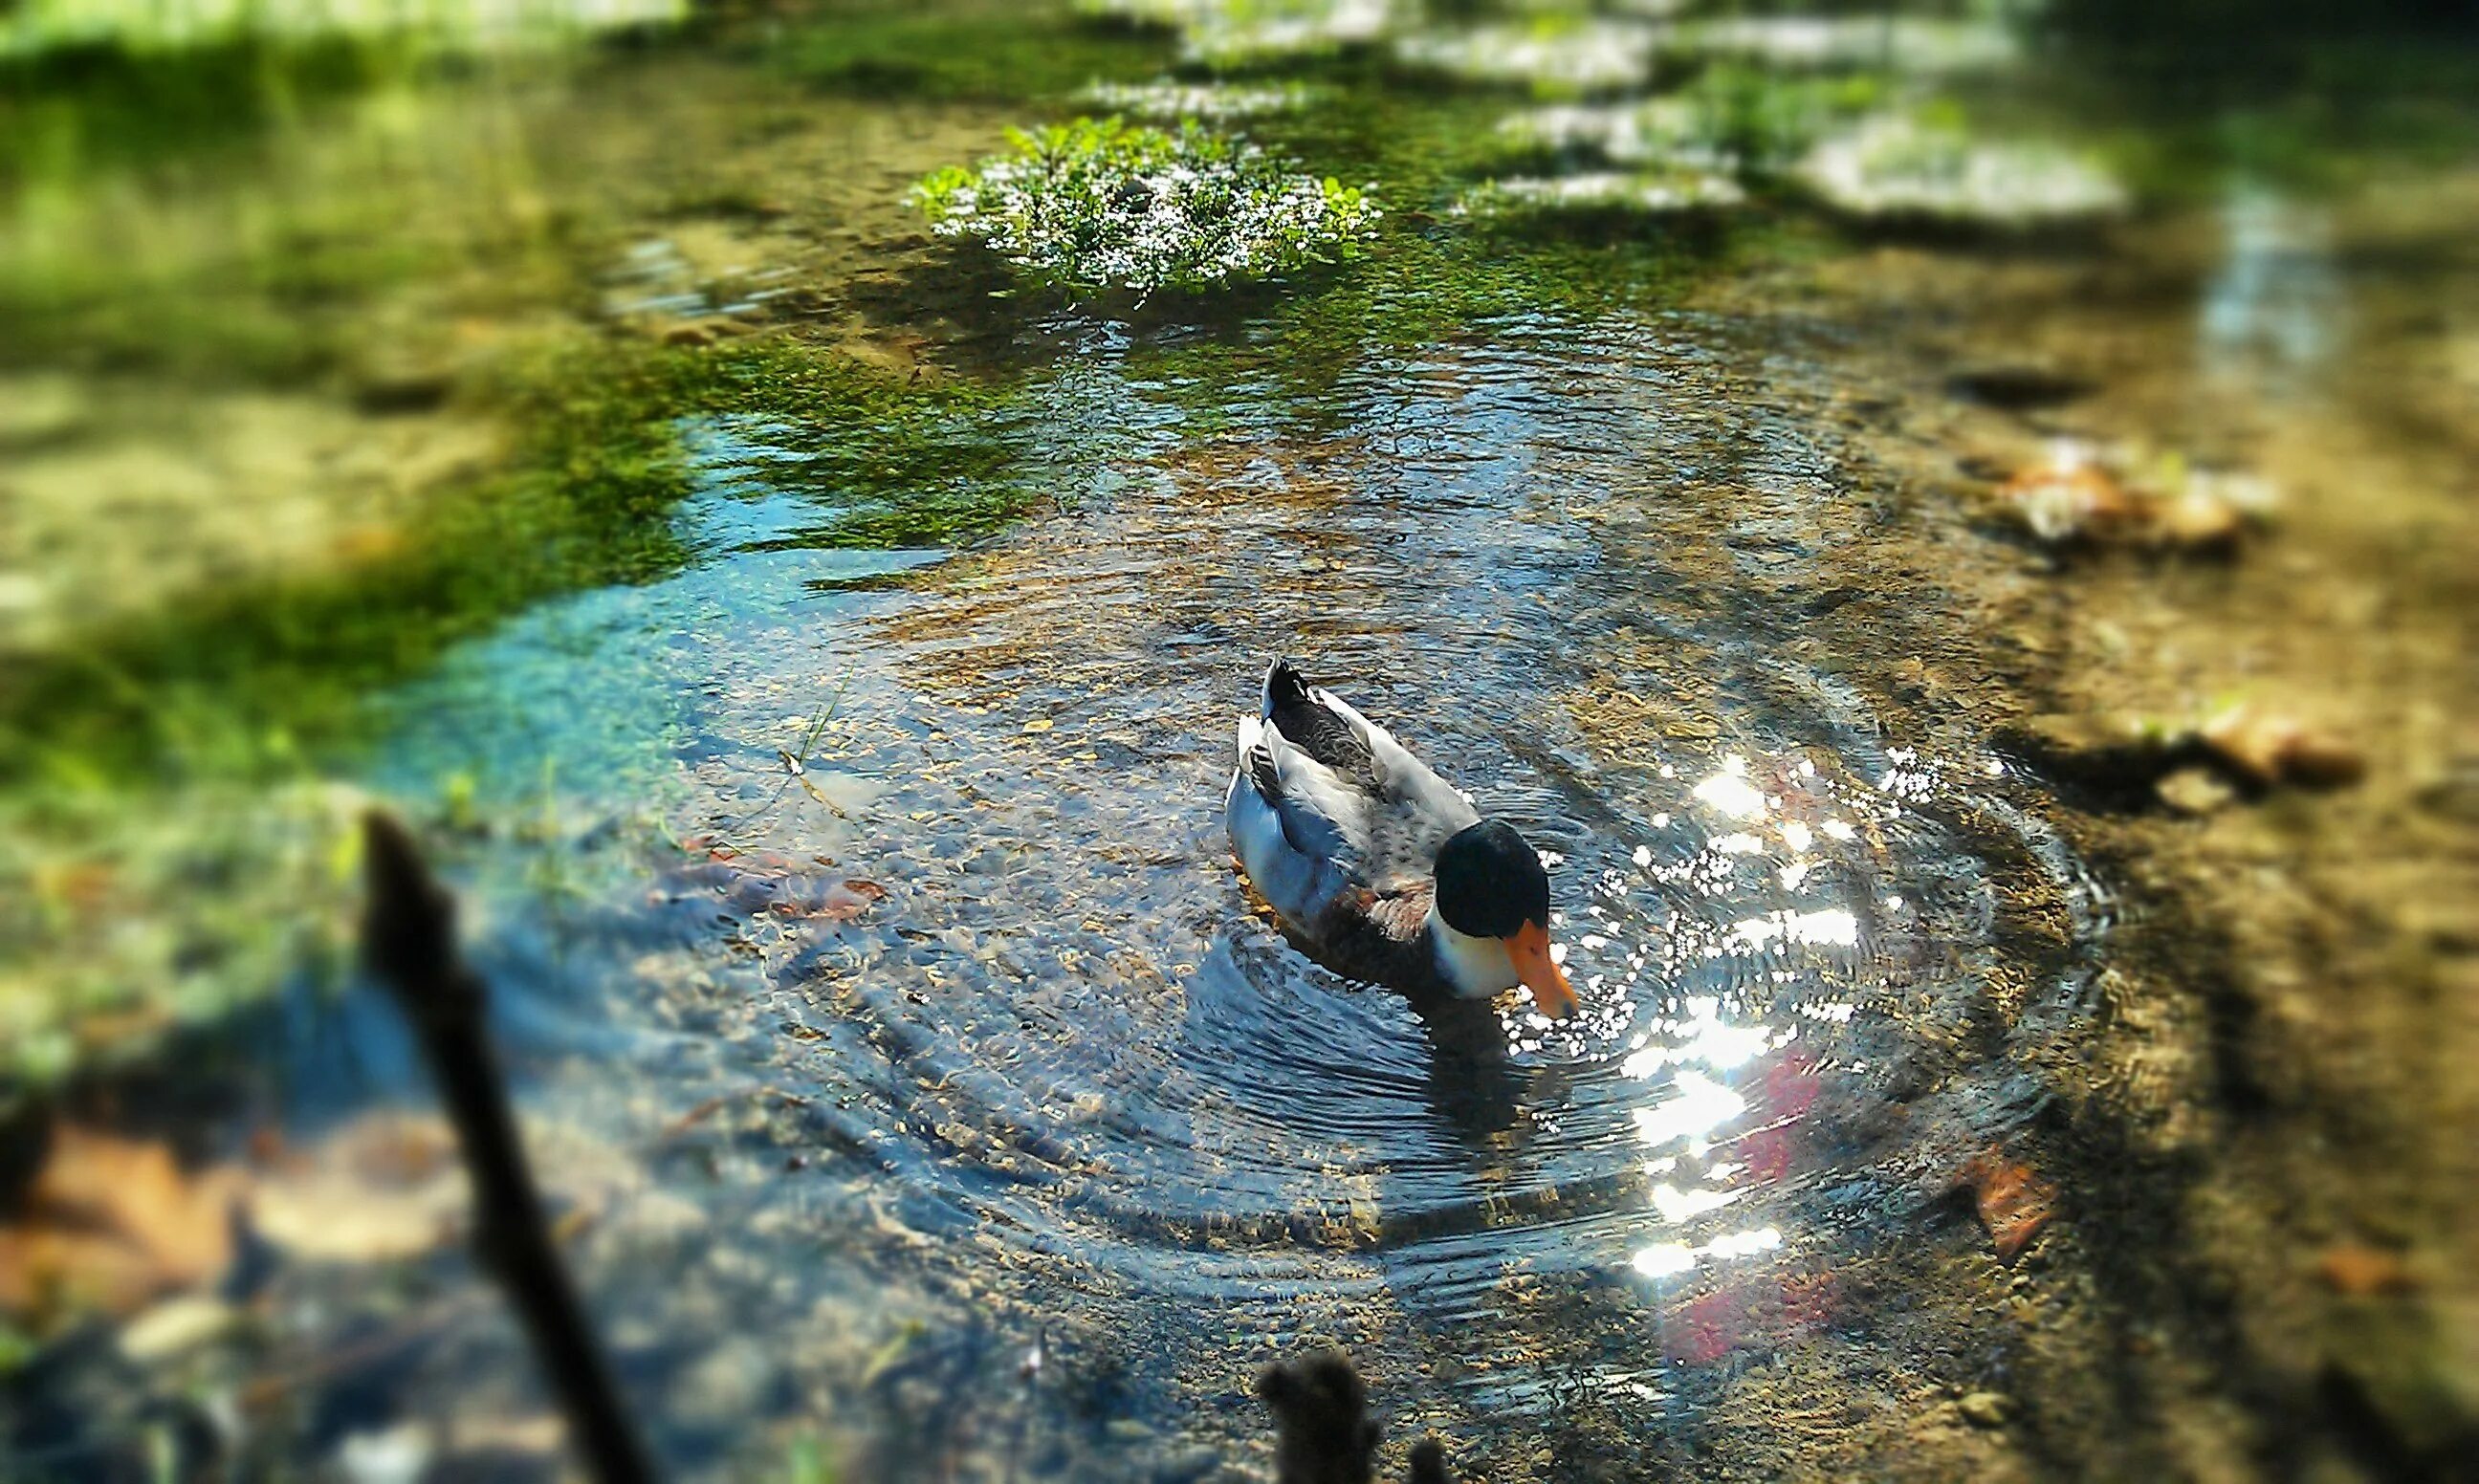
left=360, top=811, right=658, bottom=1484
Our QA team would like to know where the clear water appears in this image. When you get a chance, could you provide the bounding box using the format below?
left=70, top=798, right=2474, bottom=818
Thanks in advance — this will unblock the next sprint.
left=344, top=308, right=2108, bottom=1467
left=9, top=2, right=2472, bottom=1478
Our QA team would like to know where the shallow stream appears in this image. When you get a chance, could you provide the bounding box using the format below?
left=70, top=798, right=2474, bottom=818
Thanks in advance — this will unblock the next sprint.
left=4, top=2, right=2473, bottom=1479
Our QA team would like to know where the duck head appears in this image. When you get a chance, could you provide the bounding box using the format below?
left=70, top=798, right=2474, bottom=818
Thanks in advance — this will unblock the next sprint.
left=1430, top=819, right=1579, bottom=1019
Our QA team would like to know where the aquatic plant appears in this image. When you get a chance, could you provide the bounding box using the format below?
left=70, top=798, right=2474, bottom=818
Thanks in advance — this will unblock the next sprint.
left=911, top=118, right=1381, bottom=296
left=1075, top=76, right=1316, bottom=121
left=1074, top=0, right=1393, bottom=68
left=1457, top=169, right=1745, bottom=220
left=1797, top=110, right=2128, bottom=226
left=1394, top=19, right=1655, bottom=96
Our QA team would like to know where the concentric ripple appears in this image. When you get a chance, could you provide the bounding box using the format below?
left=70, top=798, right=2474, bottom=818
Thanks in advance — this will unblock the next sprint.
left=372, top=309, right=2104, bottom=1451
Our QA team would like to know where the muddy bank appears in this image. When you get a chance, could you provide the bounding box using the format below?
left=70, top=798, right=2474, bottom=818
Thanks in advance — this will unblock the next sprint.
left=1670, top=169, right=2479, bottom=1479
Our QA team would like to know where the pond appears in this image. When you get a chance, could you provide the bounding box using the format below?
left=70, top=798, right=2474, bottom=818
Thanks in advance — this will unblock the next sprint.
left=3, top=2, right=2474, bottom=1480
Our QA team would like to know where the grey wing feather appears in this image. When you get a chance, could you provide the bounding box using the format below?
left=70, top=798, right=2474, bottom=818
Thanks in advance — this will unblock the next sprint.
left=1227, top=714, right=1367, bottom=926
left=1226, top=665, right=1482, bottom=925
left=1293, top=683, right=1479, bottom=892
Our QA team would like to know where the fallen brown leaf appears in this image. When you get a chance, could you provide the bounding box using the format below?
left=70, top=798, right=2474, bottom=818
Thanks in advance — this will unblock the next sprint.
left=2200, top=706, right=2364, bottom=789
left=250, top=1114, right=467, bottom=1263
left=1961, top=1146, right=2057, bottom=1262
left=0, top=1124, right=245, bottom=1323
left=815, top=878, right=888, bottom=921
left=2318, top=1244, right=2416, bottom=1298
left=1997, top=452, right=2137, bottom=544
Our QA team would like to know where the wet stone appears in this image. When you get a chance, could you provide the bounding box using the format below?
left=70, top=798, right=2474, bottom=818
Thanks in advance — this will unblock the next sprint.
left=1152, top=1443, right=1224, bottom=1483
left=2156, top=768, right=2237, bottom=818
left=1944, top=364, right=2096, bottom=412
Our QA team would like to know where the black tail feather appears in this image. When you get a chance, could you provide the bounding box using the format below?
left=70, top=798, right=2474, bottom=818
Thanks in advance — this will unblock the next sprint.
left=1266, top=656, right=1314, bottom=711
left=1263, top=657, right=1376, bottom=783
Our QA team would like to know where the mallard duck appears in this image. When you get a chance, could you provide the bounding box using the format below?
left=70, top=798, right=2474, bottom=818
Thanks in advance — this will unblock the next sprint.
left=1224, top=659, right=1579, bottom=1019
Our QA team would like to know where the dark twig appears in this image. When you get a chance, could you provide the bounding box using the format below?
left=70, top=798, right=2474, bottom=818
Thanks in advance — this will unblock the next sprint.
left=360, top=811, right=658, bottom=1484
left=1260, top=1350, right=1380, bottom=1484
left=1259, top=1350, right=1454, bottom=1484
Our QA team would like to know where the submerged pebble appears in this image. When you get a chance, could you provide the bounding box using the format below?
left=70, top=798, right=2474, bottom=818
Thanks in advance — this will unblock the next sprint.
left=1458, top=169, right=1745, bottom=219
left=1076, top=78, right=1316, bottom=120
left=2155, top=768, right=2237, bottom=818
left=1395, top=22, right=1656, bottom=94
left=2199, top=706, right=2364, bottom=790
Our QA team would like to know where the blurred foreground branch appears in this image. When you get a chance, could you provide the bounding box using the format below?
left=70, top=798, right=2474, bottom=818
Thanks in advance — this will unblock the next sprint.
left=360, top=811, right=657, bottom=1484
left=1261, top=1349, right=1450, bottom=1484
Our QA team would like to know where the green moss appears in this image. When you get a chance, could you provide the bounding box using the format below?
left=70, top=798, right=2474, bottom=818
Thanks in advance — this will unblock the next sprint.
left=678, top=338, right=1039, bottom=547
left=0, top=333, right=1039, bottom=791
left=0, top=35, right=418, bottom=189
left=1, top=362, right=663, bottom=787
left=0, top=323, right=1048, bottom=1094
left=766, top=0, right=1172, bottom=101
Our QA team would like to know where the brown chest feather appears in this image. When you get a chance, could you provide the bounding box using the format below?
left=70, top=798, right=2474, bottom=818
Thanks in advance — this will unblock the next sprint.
left=1304, top=881, right=1445, bottom=994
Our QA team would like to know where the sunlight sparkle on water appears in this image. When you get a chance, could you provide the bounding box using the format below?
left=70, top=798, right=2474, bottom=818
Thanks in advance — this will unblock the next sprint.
left=1632, top=1225, right=1783, bottom=1279
left=1651, top=1181, right=1746, bottom=1223
left=1630, top=1068, right=1747, bottom=1151
left=1729, top=908, right=1860, bottom=952
left=1692, top=757, right=1769, bottom=821
left=1622, top=996, right=1779, bottom=1077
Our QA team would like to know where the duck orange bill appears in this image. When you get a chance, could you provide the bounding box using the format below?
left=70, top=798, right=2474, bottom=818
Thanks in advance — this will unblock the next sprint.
left=1508, top=920, right=1579, bottom=1019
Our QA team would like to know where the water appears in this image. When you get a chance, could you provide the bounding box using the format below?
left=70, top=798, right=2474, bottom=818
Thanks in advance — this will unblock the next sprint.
left=5, top=2, right=2474, bottom=1479
left=329, top=307, right=2107, bottom=1468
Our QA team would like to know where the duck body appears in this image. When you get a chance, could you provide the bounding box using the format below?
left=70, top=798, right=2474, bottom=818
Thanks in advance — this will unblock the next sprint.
left=1224, top=659, right=1577, bottom=1017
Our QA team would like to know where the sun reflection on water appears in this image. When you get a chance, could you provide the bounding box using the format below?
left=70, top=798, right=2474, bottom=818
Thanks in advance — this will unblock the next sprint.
left=1544, top=744, right=1935, bottom=1319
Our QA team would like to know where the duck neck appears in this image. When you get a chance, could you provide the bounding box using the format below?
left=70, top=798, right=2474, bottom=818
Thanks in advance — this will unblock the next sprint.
left=1426, top=900, right=1516, bottom=999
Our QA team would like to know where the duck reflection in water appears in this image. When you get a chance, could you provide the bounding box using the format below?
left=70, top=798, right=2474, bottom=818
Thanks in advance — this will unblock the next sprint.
left=1403, top=988, right=1535, bottom=1144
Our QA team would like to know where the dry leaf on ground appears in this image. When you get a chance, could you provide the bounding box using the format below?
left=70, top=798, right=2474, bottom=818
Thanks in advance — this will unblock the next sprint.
left=1960, top=1146, right=2057, bottom=1262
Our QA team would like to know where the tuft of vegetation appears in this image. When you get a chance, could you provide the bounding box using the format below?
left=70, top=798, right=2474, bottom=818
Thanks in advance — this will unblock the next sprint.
left=1073, top=0, right=1393, bottom=71
left=1796, top=107, right=2128, bottom=228
left=911, top=117, right=1380, bottom=297
left=1076, top=76, right=1316, bottom=121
